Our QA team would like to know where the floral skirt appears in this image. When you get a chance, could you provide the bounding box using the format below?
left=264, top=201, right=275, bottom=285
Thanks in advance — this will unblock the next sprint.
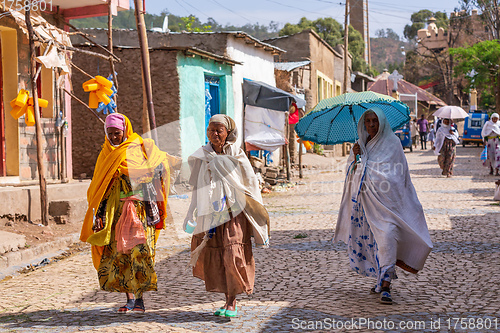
left=348, top=200, right=397, bottom=292
left=438, top=138, right=456, bottom=176
left=97, top=202, right=158, bottom=298
left=192, top=212, right=255, bottom=295
left=484, top=137, right=500, bottom=169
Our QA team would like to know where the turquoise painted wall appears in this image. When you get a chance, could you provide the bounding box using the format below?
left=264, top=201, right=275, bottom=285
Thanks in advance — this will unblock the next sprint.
left=177, top=53, right=234, bottom=164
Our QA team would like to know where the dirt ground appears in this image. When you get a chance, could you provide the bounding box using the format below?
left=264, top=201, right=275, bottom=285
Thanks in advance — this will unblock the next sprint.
left=0, top=216, right=82, bottom=248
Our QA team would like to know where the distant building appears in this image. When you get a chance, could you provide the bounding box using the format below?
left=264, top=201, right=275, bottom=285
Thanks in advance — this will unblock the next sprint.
left=264, top=29, right=351, bottom=112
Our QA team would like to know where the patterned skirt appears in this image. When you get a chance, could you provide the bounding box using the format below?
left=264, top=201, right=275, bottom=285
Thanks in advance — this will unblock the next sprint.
left=348, top=200, right=397, bottom=292
left=438, top=138, right=456, bottom=176
left=98, top=201, right=158, bottom=298
left=484, top=137, right=500, bottom=169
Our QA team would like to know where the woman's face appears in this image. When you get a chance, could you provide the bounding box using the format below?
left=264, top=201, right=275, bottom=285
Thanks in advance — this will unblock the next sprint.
left=207, top=122, right=228, bottom=147
left=364, top=112, right=379, bottom=138
left=107, top=127, right=124, bottom=145
left=492, top=117, right=499, bottom=123
left=443, top=119, right=450, bottom=126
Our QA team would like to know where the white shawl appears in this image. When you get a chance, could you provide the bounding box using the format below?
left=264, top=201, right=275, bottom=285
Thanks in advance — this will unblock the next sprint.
left=188, top=142, right=269, bottom=247
left=334, top=107, right=432, bottom=272
left=481, top=115, right=500, bottom=138
left=434, top=122, right=459, bottom=156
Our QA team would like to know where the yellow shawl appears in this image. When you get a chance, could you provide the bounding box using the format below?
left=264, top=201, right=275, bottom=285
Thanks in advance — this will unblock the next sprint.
left=80, top=114, right=171, bottom=269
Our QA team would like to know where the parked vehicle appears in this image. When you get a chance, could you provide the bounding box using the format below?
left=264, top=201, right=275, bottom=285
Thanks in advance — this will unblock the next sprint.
left=395, top=121, right=412, bottom=152
left=463, top=111, right=489, bottom=147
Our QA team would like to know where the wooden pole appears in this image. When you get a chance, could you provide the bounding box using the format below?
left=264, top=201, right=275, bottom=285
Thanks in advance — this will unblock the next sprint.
left=285, top=114, right=290, bottom=181
left=62, top=88, right=105, bottom=124
left=298, top=140, right=303, bottom=178
left=134, top=0, right=157, bottom=142
left=25, top=8, right=48, bottom=226
left=108, top=0, right=118, bottom=105
left=342, top=0, right=350, bottom=157
left=343, top=0, right=350, bottom=94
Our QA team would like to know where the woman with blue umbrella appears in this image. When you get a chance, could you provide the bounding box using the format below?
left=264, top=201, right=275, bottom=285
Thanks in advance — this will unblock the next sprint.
left=333, top=107, right=433, bottom=305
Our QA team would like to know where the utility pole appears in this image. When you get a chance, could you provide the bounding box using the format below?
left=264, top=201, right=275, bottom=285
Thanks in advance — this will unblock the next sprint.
left=25, top=7, right=49, bottom=226
left=108, top=0, right=118, bottom=105
left=134, top=0, right=157, bottom=142
left=343, top=0, right=350, bottom=94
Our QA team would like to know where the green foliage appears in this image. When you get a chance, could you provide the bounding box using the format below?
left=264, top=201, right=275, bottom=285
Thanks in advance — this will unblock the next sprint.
left=450, top=40, right=500, bottom=109
left=375, top=28, right=400, bottom=41
left=180, top=16, right=212, bottom=32
left=403, top=10, right=449, bottom=40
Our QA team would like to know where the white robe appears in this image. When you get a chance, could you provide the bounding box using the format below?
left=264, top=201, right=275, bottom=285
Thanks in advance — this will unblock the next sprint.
left=334, top=107, right=433, bottom=272
left=434, top=124, right=459, bottom=156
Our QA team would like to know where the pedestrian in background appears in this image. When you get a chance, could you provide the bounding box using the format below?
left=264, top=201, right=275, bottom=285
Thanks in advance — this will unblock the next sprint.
left=81, top=113, right=175, bottom=313
left=184, top=114, right=269, bottom=317
left=428, top=123, right=436, bottom=148
left=416, top=114, right=429, bottom=149
left=481, top=113, right=500, bottom=176
left=334, top=107, right=432, bottom=305
left=410, top=117, right=418, bottom=149
left=433, top=118, right=459, bottom=177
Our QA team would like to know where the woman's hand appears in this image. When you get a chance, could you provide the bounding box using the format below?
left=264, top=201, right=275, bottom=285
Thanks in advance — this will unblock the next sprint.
left=352, top=143, right=361, bottom=156
left=449, top=130, right=454, bottom=135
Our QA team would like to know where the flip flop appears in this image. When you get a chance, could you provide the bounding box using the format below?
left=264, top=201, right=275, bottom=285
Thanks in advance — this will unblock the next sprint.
left=225, top=306, right=237, bottom=317
left=214, top=307, right=226, bottom=316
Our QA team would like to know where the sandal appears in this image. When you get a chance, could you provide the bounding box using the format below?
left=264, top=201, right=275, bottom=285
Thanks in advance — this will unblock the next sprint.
left=118, top=299, right=135, bottom=313
left=214, top=307, right=226, bottom=316
left=379, top=287, right=393, bottom=305
left=370, top=286, right=380, bottom=294
left=225, top=305, right=238, bottom=317
left=132, top=298, right=145, bottom=313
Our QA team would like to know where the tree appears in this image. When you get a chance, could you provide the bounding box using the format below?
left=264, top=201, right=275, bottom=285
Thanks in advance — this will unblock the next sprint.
left=450, top=40, right=500, bottom=111
left=404, top=10, right=448, bottom=41
left=460, top=0, right=500, bottom=39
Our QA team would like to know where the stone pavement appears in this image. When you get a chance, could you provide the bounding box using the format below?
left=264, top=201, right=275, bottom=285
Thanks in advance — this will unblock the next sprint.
left=1, top=147, right=499, bottom=332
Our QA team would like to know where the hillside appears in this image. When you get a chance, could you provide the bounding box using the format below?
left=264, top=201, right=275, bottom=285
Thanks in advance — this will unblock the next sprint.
left=370, top=37, right=412, bottom=74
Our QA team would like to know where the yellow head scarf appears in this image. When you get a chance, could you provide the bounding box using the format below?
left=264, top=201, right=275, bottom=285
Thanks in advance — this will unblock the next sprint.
left=80, top=113, right=171, bottom=244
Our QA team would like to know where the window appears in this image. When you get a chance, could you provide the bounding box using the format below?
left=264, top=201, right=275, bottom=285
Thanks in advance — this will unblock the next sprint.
left=316, top=70, right=334, bottom=101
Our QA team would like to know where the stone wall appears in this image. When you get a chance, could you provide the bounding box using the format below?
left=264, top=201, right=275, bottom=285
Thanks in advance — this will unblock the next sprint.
left=71, top=46, right=180, bottom=179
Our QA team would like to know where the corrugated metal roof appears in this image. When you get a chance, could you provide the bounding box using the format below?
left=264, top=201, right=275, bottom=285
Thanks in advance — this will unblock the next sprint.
left=274, top=60, right=311, bottom=72
left=368, top=72, right=446, bottom=106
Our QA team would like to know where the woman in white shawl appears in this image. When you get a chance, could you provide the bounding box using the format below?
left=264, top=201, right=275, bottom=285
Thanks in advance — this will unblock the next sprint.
left=433, top=118, right=460, bottom=177
left=184, top=114, right=269, bottom=318
left=481, top=113, right=500, bottom=176
left=334, top=107, right=432, bottom=305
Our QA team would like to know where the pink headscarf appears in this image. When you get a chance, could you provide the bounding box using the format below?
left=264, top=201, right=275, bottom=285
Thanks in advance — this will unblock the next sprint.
left=105, top=113, right=125, bottom=131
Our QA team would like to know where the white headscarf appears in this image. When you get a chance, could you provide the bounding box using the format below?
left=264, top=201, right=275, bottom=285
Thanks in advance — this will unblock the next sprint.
left=334, top=107, right=432, bottom=272
left=188, top=115, right=269, bottom=246
left=481, top=113, right=500, bottom=138
left=434, top=119, right=459, bottom=155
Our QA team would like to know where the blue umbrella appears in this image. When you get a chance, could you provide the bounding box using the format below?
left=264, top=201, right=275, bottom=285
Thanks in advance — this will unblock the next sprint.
left=295, top=92, right=410, bottom=145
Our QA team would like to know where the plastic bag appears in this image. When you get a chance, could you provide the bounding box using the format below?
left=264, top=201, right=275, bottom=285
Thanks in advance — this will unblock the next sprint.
left=115, top=200, right=146, bottom=253
left=480, top=146, right=488, bottom=161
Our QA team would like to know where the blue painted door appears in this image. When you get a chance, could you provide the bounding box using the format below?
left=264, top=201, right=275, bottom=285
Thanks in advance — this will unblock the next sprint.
left=204, top=76, right=220, bottom=143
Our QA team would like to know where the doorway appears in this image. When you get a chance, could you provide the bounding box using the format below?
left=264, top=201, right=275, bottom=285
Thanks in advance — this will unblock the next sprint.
left=204, top=75, right=220, bottom=143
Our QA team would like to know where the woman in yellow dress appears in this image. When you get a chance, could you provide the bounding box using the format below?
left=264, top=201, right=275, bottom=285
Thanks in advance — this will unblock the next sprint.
left=81, top=113, right=175, bottom=313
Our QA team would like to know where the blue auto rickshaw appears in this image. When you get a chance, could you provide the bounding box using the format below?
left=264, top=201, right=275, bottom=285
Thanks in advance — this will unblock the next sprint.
left=462, top=110, right=489, bottom=147
left=395, top=121, right=412, bottom=152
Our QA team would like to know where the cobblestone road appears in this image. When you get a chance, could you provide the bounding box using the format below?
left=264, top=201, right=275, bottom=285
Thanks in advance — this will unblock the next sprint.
left=1, top=147, right=499, bottom=332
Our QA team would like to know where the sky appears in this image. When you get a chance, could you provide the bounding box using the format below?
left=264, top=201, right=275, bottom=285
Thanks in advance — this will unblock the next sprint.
left=142, top=0, right=464, bottom=38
